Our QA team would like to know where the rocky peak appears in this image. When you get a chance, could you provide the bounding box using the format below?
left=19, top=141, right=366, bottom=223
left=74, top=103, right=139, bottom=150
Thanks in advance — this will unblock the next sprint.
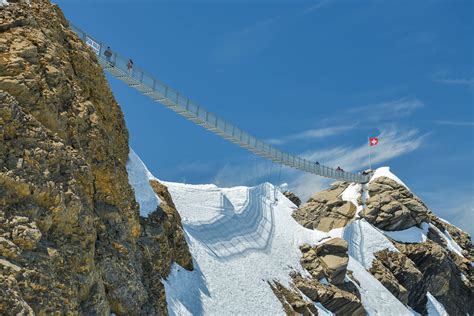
left=362, top=176, right=431, bottom=230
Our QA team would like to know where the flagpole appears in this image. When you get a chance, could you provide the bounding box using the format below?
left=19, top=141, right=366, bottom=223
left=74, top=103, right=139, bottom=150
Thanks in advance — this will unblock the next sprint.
left=368, top=136, right=372, bottom=170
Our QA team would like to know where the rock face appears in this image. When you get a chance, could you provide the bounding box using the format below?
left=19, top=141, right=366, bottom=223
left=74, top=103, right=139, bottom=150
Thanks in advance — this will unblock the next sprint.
left=369, top=249, right=425, bottom=310
left=292, top=274, right=365, bottom=316
left=292, top=238, right=366, bottom=315
left=269, top=281, right=318, bottom=315
left=430, top=214, right=474, bottom=261
left=301, top=238, right=349, bottom=285
left=293, top=182, right=356, bottom=232
left=362, top=177, right=430, bottom=230
left=283, top=191, right=302, bottom=207
left=396, top=241, right=474, bottom=315
left=0, top=1, right=191, bottom=314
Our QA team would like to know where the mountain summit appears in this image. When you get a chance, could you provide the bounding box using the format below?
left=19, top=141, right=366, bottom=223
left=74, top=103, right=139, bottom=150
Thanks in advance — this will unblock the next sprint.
left=0, top=0, right=472, bottom=315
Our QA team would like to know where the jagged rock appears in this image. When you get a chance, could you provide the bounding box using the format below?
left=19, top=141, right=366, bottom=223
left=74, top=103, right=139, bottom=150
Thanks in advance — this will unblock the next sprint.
left=0, top=1, right=192, bottom=314
left=293, top=182, right=356, bottom=232
left=147, top=180, right=193, bottom=271
left=294, top=238, right=366, bottom=315
left=429, top=215, right=474, bottom=261
left=300, top=238, right=349, bottom=285
left=9, top=217, right=42, bottom=250
left=395, top=240, right=474, bottom=315
left=283, top=191, right=302, bottom=207
left=269, top=281, right=318, bottom=315
left=369, top=249, right=425, bottom=310
left=0, top=237, right=21, bottom=259
left=362, top=177, right=430, bottom=230
left=316, top=238, right=349, bottom=285
left=293, top=274, right=366, bottom=316
left=300, top=239, right=349, bottom=286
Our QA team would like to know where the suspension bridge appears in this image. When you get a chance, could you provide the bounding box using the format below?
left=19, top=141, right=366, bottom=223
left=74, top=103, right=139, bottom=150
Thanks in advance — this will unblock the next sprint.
left=69, top=23, right=370, bottom=184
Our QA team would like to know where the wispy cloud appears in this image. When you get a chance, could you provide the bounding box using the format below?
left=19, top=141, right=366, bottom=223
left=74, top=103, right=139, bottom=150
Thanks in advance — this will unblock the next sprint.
left=300, top=0, right=332, bottom=15
left=212, top=15, right=281, bottom=63
left=211, top=126, right=428, bottom=202
left=213, top=0, right=332, bottom=63
left=288, top=127, right=428, bottom=200
left=432, top=120, right=474, bottom=127
left=348, top=98, right=424, bottom=121
left=434, top=78, right=474, bottom=87
left=267, top=123, right=357, bottom=145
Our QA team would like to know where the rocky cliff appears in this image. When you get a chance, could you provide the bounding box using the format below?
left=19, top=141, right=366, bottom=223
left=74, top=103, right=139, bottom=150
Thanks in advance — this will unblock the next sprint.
left=292, top=174, right=473, bottom=315
left=0, top=0, right=192, bottom=314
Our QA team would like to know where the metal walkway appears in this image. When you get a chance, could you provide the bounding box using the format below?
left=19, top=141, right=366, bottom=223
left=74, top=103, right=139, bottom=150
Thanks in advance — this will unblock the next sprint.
left=69, top=23, right=370, bottom=184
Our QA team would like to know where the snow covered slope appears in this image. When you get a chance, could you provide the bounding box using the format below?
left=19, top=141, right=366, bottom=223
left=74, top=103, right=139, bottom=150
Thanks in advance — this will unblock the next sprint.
left=126, top=153, right=461, bottom=315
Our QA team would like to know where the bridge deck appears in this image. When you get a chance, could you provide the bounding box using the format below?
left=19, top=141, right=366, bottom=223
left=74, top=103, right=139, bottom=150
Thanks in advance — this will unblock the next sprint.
left=69, top=23, right=370, bottom=184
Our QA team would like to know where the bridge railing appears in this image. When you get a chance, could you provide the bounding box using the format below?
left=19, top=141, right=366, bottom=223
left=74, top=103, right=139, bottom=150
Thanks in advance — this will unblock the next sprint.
left=69, top=22, right=369, bottom=184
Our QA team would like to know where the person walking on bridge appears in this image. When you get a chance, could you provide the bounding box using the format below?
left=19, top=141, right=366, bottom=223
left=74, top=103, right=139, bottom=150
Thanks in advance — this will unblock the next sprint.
left=104, top=46, right=113, bottom=65
left=127, top=59, right=134, bottom=76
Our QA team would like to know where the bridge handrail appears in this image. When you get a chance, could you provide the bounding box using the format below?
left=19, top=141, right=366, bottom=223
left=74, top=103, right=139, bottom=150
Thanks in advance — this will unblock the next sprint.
left=68, top=22, right=369, bottom=184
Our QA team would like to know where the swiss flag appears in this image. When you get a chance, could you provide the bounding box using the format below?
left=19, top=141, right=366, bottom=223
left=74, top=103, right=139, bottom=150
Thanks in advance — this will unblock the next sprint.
left=369, top=137, right=379, bottom=146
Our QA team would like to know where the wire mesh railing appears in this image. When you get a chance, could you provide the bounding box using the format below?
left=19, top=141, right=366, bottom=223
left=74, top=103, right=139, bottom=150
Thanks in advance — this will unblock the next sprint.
left=69, top=22, right=369, bottom=184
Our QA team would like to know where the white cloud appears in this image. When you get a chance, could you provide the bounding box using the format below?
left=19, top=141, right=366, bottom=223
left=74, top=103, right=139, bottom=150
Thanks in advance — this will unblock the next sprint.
left=267, top=123, right=357, bottom=145
left=287, top=127, right=428, bottom=201
left=349, top=98, right=424, bottom=120
left=434, top=78, right=474, bottom=87
left=300, top=0, right=332, bottom=15
left=432, top=120, right=474, bottom=127
left=211, top=126, right=427, bottom=202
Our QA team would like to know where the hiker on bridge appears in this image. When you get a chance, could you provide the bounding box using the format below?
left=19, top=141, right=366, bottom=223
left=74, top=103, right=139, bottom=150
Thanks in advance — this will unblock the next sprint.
left=104, top=46, right=113, bottom=65
left=127, top=59, right=134, bottom=75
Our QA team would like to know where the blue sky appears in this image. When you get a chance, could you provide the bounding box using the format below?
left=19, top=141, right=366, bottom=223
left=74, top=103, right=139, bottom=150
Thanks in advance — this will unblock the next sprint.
left=57, top=0, right=473, bottom=235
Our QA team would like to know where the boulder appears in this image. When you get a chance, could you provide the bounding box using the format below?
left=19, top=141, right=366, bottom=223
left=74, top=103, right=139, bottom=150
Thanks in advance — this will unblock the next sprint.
left=300, top=238, right=349, bottom=285
left=293, top=182, right=357, bottom=232
left=361, top=177, right=430, bottom=230
left=293, top=274, right=366, bottom=316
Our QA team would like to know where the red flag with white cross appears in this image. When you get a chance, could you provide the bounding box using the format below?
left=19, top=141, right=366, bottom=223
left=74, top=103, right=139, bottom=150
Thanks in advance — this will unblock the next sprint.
left=369, top=137, right=379, bottom=146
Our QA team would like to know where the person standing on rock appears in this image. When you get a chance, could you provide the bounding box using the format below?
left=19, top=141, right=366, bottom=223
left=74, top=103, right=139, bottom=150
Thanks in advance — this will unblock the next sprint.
left=127, top=59, right=134, bottom=76
left=104, top=46, right=113, bottom=64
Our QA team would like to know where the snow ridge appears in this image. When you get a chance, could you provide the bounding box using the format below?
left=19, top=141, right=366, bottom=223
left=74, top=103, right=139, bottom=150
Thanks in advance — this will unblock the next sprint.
left=126, top=151, right=450, bottom=315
